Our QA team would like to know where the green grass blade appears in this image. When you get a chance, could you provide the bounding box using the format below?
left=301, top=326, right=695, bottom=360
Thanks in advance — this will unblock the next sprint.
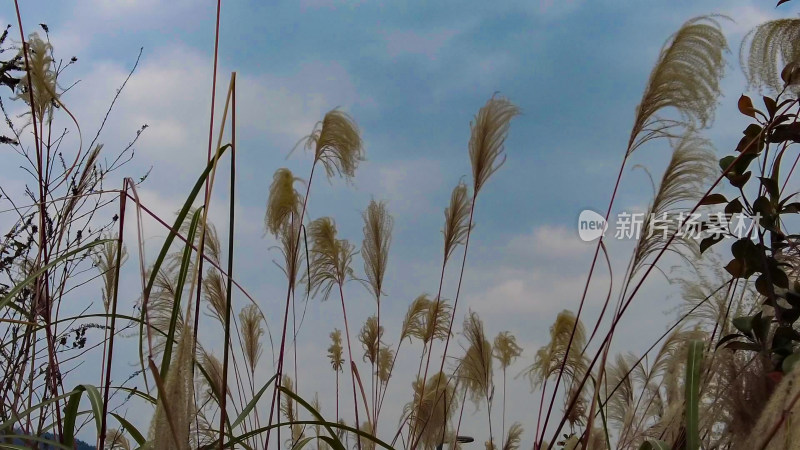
left=63, top=386, right=83, bottom=447
left=62, top=384, right=103, bottom=448
left=685, top=340, right=704, bottom=450
left=111, top=412, right=146, bottom=446
left=278, top=386, right=339, bottom=444
left=231, top=373, right=277, bottom=429
left=114, top=386, right=158, bottom=405
left=291, top=436, right=317, bottom=450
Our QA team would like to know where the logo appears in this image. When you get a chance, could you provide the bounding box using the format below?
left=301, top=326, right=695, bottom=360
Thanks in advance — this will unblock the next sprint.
left=578, top=210, right=607, bottom=242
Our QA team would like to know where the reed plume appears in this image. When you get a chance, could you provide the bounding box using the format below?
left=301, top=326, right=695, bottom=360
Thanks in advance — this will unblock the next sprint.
left=493, top=332, right=522, bottom=369
left=359, top=315, right=382, bottom=365
left=307, top=217, right=355, bottom=299
left=14, top=32, right=57, bottom=123
left=442, top=182, right=471, bottom=263
left=202, top=269, right=228, bottom=325
left=502, top=422, right=523, bottom=450
left=94, top=236, right=127, bottom=312
left=423, top=297, right=452, bottom=345
left=362, top=199, right=392, bottom=299
left=304, top=109, right=364, bottom=180
left=405, top=372, right=457, bottom=449
left=198, top=350, right=226, bottom=406
left=525, top=310, right=587, bottom=385
left=265, top=168, right=302, bottom=237
left=328, top=329, right=344, bottom=420
left=147, top=312, right=195, bottom=450
left=280, top=375, right=305, bottom=447
left=458, top=312, right=494, bottom=407
left=631, top=134, right=715, bottom=275
left=457, top=312, right=495, bottom=446
left=401, top=294, right=433, bottom=342
left=328, top=329, right=345, bottom=372
left=239, top=304, right=264, bottom=374
left=468, top=95, right=520, bottom=195
left=146, top=262, right=183, bottom=357
left=308, top=217, right=361, bottom=445
left=105, top=429, right=131, bottom=450
left=493, top=331, right=522, bottom=445
left=277, top=220, right=303, bottom=285
left=627, top=16, right=726, bottom=154
left=179, top=208, right=222, bottom=264
left=377, top=346, right=394, bottom=383
left=741, top=18, right=800, bottom=92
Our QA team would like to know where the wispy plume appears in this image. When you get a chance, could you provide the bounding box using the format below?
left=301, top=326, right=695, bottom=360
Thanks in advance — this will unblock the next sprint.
left=468, top=95, right=520, bottom=194
left=303, top=109, right=364, bottom=180
left=631, top=134, right=715, bottom=275
left=362, top=200, right=393, bottom=299
left=328, top=329, right=345, bottom=372
left=442, top=182, right=472, bottom=263
left=307, top=217, right=356, bottom=300
left=265, top=168, right=302, bottom=237
left=627, top=16, right=727, bottom=154
left=741, top=18, right=800, bottom=92
left=239, top=304, right=264, bottom=374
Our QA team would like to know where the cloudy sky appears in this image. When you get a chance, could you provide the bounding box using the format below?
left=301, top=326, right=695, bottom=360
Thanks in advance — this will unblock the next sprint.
left=2, top=0, right=798, bottom=448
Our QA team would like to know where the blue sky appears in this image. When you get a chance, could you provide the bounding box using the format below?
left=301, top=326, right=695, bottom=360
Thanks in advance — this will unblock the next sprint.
left=2, top=0, right=798, bottom=447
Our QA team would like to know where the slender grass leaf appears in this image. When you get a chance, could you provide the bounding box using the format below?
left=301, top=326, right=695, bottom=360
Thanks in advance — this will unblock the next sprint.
left=232, top=374, right=277, bottom=429
left=63, top=384, right=103, bottom=448
left=111, top=412, right=146, bottom=446
left=291, top=436, right=317, bottom=450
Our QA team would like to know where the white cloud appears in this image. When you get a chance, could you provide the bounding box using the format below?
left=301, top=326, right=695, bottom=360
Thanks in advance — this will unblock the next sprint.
left=383, top=27, right=462, bottom=59
left=61, top=44, right=367, bottom=174
left=507, top=225, right=594, bottom=259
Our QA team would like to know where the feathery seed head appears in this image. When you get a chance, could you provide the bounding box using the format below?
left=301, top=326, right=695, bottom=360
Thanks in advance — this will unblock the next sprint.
left=469, top=95, right=520, bottom=194
left=239, top=304, right=264, bottom=373
left=378, top=346, right=394, bottom=383
left=742, top=18, right=800, bottom=92
left=628, top=16, right=727, bottom=153
left=358, top=315, right=383, bottom=364
left=443, top=182, right=472, bottom=263
left=14, top=32, right=57, bottom=123
left=265, top=168, right=302, bottom=237
left=308, top=217, right=355, bottom=299
left=401, top=294, right=431, bottom=342
left=406, top=371, right=457, bottom=449
left=362, top=199, right=393, bottom=300
left=457, top=311, right=494, bottom=407
left=423, top=297, right=452, bottom=344
left=493, top=331, right=522, bottom=370
left=328, top=329, right=345, bottom=372
left=306, top=109, right=364, bottom=180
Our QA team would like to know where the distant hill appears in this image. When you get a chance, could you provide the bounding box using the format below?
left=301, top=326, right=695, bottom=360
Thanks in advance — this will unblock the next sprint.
left=2, top=431, right=95, bottom=449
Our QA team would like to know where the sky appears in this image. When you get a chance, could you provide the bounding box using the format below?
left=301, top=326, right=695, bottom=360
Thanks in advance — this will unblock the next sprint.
left=1, top=0, right=798, bottom=448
